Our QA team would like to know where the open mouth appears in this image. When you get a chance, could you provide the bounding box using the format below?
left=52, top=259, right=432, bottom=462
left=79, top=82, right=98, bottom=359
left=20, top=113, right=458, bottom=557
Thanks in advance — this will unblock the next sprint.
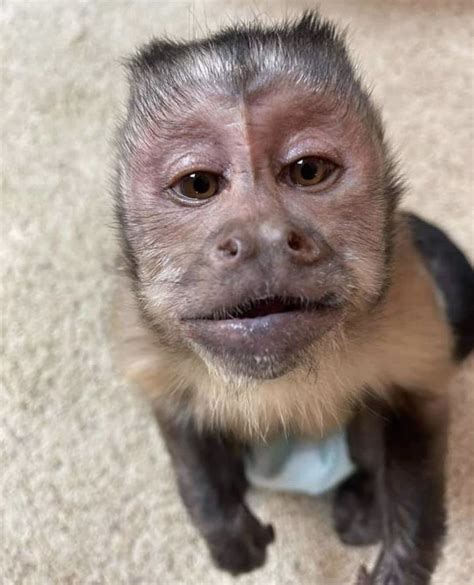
left=183, top=292, right=344, bottom=378
left=200, top=293, right=340, bottom=321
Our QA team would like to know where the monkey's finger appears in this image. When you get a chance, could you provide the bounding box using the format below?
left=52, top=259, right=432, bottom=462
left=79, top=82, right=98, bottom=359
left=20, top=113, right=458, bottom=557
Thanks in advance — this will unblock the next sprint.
left=355, top=565, right=371, bottom=585
left=252, top=522, right=275, bottom=547
left=263, top=522, right=275, bottom=544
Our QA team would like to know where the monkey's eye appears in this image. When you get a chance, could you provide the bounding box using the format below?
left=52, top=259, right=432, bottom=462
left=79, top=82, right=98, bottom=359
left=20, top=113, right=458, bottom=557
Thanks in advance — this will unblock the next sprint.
left=172, top=172, right=219, bottom=200
left=287, top=157, right=336, bottom=188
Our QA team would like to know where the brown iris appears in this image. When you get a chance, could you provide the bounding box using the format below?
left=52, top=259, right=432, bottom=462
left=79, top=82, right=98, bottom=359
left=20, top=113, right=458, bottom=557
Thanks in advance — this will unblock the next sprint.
left=288, top=157, right=336, bottom=187
left=173, top=172, right=219, bottom=200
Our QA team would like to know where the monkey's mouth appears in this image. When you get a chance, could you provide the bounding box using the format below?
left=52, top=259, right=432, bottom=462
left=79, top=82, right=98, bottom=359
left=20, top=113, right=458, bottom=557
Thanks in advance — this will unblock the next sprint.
left=182, top=292, right=343, bottom=378
left=182, top=292, right=343, bottom=379
left=200, top=294, right=340, bottom=321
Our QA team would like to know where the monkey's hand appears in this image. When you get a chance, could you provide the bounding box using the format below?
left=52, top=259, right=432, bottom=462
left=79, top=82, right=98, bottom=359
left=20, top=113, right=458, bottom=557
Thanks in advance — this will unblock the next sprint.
left=355, top=566, right=371, bottom=584
left=354, top=557, right=430, bottom=585
left=207, top=503, right=275, bottom=575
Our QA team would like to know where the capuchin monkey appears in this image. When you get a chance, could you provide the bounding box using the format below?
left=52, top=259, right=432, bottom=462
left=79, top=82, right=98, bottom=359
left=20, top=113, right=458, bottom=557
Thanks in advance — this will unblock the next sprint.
left=112, top=12, right=474, bottom=585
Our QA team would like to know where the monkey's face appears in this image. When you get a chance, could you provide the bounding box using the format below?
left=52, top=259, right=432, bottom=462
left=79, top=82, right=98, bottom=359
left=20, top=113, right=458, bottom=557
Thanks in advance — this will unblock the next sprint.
left=122, top=82, right=391, bottom=379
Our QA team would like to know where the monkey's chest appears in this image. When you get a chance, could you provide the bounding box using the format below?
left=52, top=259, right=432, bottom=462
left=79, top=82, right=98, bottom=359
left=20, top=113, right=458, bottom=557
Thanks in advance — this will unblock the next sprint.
left=245, top=430, right=355, bottom=496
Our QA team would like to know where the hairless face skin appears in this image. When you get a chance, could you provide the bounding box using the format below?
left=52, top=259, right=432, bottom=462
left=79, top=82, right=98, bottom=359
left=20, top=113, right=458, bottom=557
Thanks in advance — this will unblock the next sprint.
left=113, top=12, right=474, bottom=585
left=125, top=82, right=388, bottom=379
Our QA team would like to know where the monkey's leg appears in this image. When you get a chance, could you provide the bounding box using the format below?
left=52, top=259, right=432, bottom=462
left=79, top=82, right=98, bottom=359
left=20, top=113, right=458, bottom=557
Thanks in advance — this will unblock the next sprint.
left=156, top=407, right=274, bottom=575
left=333, top=411, right=383, bottom=546
left=357, top=392, right=447, bottom=585
left=334, top=470, right=381, bottom=545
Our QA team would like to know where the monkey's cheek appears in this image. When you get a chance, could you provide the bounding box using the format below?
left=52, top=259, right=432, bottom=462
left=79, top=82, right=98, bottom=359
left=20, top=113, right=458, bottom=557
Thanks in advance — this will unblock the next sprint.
left=181, top=309, right=342, bottom=379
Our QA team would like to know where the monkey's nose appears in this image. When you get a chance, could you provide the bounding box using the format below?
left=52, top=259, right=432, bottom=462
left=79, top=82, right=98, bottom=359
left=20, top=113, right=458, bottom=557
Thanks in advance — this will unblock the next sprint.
left=211, top=221, right=328, bottom=269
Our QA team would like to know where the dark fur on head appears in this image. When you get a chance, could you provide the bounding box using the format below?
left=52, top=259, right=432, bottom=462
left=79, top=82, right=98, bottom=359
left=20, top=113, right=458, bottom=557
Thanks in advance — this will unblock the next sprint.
left=127, top=12, right=376, bottom=121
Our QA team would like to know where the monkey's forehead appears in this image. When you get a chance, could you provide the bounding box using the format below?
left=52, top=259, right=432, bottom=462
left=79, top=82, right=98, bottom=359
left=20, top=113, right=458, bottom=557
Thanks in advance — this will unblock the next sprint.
left=122, top=80, right=383, bottom=176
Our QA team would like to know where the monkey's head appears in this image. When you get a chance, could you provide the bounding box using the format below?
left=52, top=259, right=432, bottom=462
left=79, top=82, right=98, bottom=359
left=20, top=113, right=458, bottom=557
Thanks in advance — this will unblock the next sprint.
left=116, top=12, right=402, bottom=380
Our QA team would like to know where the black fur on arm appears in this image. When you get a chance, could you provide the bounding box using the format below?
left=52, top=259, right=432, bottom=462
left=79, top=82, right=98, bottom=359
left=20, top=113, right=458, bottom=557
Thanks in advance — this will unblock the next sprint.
left=339, top=391, right=447, bottom=585
left=155, top=407, right=274, bottom=575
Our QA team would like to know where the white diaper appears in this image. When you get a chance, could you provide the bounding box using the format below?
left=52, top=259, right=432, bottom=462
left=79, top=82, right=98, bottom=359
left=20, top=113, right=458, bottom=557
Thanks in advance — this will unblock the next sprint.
left=245, top=430, right=355, bottom=496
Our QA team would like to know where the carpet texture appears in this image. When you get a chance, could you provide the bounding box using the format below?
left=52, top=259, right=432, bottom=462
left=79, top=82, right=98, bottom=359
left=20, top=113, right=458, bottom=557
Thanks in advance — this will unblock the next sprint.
left=1, top=1, right=473, bottom=584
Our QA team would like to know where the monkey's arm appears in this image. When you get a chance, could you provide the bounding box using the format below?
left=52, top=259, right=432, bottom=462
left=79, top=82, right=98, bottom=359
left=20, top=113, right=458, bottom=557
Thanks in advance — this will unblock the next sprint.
left=111, top=284, right=274, bottom=575
left=350, top=391, right=447, bottom=585
left=155, top=407, right=274, bottom=575
left=336, top=218, right=463, bottom=584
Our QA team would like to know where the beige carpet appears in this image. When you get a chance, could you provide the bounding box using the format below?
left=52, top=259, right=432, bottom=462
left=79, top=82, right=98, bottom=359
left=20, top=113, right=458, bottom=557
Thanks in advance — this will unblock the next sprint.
left=1, top=1, right=473, bottom=584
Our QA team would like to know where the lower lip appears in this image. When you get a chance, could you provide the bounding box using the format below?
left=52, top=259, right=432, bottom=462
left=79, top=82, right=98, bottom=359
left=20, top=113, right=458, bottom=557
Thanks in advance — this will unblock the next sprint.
left=182, top=307, right=341, bottom=356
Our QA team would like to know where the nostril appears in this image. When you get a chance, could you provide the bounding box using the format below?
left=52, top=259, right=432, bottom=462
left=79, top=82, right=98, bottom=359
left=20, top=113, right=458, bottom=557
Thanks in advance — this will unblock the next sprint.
left=286, top=229, right=324, bottom=264
left=218, top=237, right=240, bottom=258
left=287, top=230, right=305, bottom=252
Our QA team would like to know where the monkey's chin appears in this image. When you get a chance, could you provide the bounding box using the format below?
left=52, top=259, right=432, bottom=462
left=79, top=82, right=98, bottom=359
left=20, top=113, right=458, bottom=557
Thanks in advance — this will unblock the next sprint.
left=182, top=308, right=342, bottom=380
